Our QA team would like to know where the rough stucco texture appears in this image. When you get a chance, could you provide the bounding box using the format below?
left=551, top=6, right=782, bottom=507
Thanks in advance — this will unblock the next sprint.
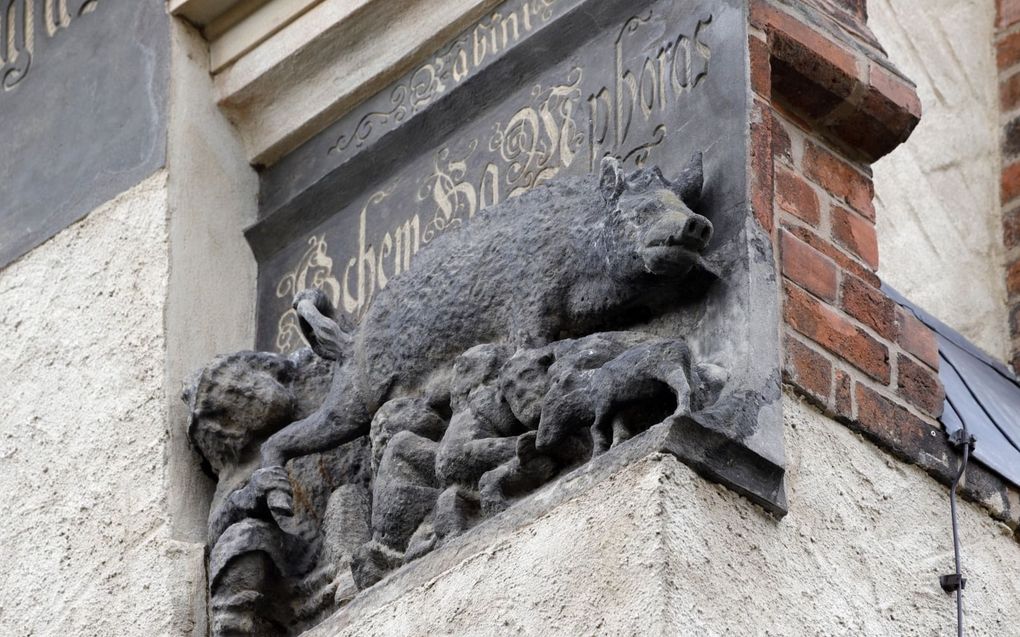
left=310, top=395, right=1020, bottom=636
left=0, top=172, right=206, bottom=636
left=870, top=0, right=1010, bottom=361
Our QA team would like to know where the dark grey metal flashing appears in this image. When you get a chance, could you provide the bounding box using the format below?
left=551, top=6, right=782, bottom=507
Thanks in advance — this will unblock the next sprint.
left=0, top=0, right=169, bottom=269
left=882, top=284, right=1016, bottom=380
left=883, top=283, right=1020, bottom=488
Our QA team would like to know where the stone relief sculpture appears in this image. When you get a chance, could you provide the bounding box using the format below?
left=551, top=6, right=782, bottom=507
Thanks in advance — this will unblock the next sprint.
left=184, top=156, right=727, bottom=633
left=183, top=350, right=371, bottom=635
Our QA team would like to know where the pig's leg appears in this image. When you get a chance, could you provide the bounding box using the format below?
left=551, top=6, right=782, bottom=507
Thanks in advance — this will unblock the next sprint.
left=664, top=367, right=693, bottom=418
left=590, top=393, right=617, bottom=455
left=260, top=371, right=373, bottom=467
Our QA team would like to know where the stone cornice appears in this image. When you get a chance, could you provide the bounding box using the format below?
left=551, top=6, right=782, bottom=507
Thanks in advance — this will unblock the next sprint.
left=751, top=0, right=920, bottom=163
left=169, top=0, right=501, bottom=167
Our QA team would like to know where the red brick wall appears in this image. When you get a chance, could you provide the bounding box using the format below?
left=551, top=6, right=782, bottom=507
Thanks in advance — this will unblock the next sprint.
left=750, top=0, right=1020, bottom=545
left=749, top=1, right=970, bottom=483
left=751, top=1, right=1020, bottom=531
left=998, top=0, right=1020, bottom=373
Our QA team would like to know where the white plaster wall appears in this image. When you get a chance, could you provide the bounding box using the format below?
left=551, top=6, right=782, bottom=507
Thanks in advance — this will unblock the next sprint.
left=0, top=172, right=206, bottom=636
left=870, top=0, right=1010, bottom=361
left=309, top=395, right=1020, bottom=636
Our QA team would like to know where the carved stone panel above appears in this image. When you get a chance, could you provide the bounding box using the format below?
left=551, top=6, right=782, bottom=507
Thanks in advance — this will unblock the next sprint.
left=185, top=0, right=785, bottom=632
left=254, top=0, right=784, bottom=535
left=0, top=0, right=169, bottom=268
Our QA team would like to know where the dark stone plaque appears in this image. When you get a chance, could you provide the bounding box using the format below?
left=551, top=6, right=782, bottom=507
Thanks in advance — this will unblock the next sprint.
left=252, top=0, right=784, bottom=510
left=0, top=0, right=169, bottom=268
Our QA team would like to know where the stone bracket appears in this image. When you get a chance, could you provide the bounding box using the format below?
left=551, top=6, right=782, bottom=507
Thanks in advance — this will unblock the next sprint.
left=750, top=0, right=921, bottom=162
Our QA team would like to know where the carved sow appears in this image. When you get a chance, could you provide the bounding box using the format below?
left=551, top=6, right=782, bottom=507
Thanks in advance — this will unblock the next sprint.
left=259, top=155, right=714, bottom=471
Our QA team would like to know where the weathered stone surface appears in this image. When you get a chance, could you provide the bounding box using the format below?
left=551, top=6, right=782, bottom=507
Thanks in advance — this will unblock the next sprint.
left=303, top=396, right=1020, bottom=637
left=184, top=152, right=784, bottom=630
left=254, top=0, right=785, bottom=513
left=0, top=173, right=206, bottom=636
left=183, top=0, right=788, bottom=631
left=183, top=349, right=372, bottom=635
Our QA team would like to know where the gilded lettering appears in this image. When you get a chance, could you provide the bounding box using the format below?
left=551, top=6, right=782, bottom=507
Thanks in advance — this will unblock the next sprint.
left=1, top=0, right=30, bottom=89
left=452, top=45, right=470, bottom=83
left=377, top=232, right=393, bottom=289
left=614, top=59, right=637, bottom=148
left=275, top=235, right=342, bottom=352
left=587, top=87, right=612, bottom=172
left=672, top=34, right=691, bottom=93
left=285, top=8, right=716, bottom=347
left=340, top=193, right=387, bottom=316
left=393, top=215, right=421, bottom=276
left=341, top=257, right=358, bottom=315
left=638, top=57, right=657, bottom=119
left=479, top=164, right=500, bottom=211
left=472, top=23, right=489, bottom=67
left=500, top=11, right=520, bottom=45
left=692, top=18, right=711, bottom=87
left=330, top=0, right=564, bottom=155
left=1, top=0, right=98, bottom=93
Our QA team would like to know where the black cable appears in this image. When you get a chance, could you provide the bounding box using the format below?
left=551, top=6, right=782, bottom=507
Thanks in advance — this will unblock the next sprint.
left=942, top=427, right=973, bottom=637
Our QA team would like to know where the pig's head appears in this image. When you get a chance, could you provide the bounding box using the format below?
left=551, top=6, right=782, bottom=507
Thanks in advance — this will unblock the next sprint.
left=599, top=154, right=713, bottom=279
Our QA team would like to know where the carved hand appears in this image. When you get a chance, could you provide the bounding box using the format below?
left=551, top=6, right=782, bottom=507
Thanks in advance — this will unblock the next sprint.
left=249, top=466, right=294, bottom=519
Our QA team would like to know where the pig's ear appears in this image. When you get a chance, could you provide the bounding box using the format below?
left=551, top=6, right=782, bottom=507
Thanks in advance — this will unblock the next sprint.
left=599, top=156, right=626, bottom=204
left=672, top=152, right=704, bottom=205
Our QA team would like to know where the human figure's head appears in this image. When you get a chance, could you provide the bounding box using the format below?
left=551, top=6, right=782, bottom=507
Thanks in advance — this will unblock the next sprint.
left=449, top=343, right=510, bottom=413
left=499, top=347, right=554, bottom=427
left=182, top=352, right=297, bottom=474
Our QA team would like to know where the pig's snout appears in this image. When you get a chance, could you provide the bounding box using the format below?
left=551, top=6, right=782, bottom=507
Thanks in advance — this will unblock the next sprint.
left=676, top=215, right=713, bottom=252
left=639, top=208, right=714, bottom=276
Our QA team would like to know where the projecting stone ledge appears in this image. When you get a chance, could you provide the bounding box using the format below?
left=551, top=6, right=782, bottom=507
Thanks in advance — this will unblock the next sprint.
left=301, top=396, right=1020, bottom=636
left=297, top=414, right=785, bottom=637
left=300, top=452, right=724, bottom=637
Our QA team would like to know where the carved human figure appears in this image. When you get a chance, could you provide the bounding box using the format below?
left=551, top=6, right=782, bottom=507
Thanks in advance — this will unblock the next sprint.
left=352, top=344, right=526, bottom=588
left=350, top=397, right=445, bottom=589
left=475, top=346, right=560, bottom=515
left=182, top=350, right=331, bottom=636
left=192, top=157, right=718, bottom=595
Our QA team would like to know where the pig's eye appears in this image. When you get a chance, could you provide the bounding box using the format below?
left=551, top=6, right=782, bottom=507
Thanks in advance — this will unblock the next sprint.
left=637, top=202, right=659, bottom=216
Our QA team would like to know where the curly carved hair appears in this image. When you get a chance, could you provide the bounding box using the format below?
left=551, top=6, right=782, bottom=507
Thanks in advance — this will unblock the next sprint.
left=182, top=351, right=298, bottom=473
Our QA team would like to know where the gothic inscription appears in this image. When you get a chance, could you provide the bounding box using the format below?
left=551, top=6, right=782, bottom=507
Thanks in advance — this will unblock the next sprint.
left=272, top=8, right=714, bottom=352
left=0, top=0, right=167, bottom=268
left=1, top=0, right=98, bottom=93
left=234, top=1, right=788, bottom=626
left=329, top=0, right=560, bottom=155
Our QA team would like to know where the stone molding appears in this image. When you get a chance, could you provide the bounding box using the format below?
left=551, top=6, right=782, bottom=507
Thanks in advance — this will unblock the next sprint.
left=751, top=0, right=920, bottom=163
left=170, top=0, right=502, bottom=166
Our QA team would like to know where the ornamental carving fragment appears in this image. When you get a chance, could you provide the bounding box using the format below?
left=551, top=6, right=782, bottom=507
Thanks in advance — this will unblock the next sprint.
left=184, top=157, right=731, bottom=634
